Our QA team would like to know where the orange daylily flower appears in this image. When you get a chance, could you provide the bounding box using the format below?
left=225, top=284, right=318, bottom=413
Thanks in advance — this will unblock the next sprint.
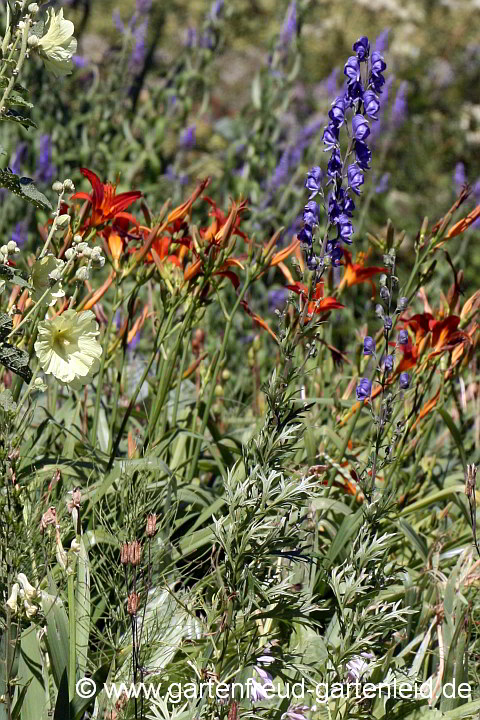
left=337, top=250, right=386, bottom=296
left=240, top=300, right=279, bottom=343
left=286, top=282, right=345, bottom=322
left=71, top=168, right=142, bottom=229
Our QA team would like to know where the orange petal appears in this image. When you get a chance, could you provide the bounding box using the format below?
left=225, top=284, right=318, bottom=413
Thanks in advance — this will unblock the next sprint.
left=81, top=271, right=115, bottom=310
left=269, top=239, right=300, bottom=267
left=108, top=233, right=123, bottom=263
left=183, top=258, right=203, bottom=283
left=127, top=305, right=149, bottom=345
left=240, top=300, right=279, bottom=343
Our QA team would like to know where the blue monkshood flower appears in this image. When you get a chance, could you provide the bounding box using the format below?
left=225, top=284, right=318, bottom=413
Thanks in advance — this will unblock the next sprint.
left=347, top=163, right=364, bottom=195
left=363, top=91, right=380, bottom=119
left=352, top=114, right=370, bottom=141
left=268, top=288, right=288, bottom=311
left=327, top=188, right=355, bottom=223
left=329, top=96, right=346, bottom=127
left=36, top=135, right=55, bottom=185
left=330, top=243, right=343, bottom=265
left=353, top=36, right=370, bottom=61
left=337, top=213, right=354, bottom=243
left=375, top=28, right=389, bottom=53
left=391, top=81, right=408, bottom=128
left=12, top=220, right=28, bottom=248
left=185, top=27, right=197, bottom=47
left=327, top=148, right=342, bottom=179
left=209, top=0, right=224, bottom=20
left=113, top=9, right=125, bottom=33
left=370, top=72, right=386, bottom=94
left=136, top=0, right=152, bottom=13
left=363, top=336, right=376, bottom=355
left=398, top=330, right=409, bottom=345
left=180, top=125, right=196, bottom=149
left=356, top=377, right=372, bottom=400
left=375, top=172, right=390, bottom=193
left=279, top=1, right=296, bottom=49
left=10, top=142, right=27, bottom=176
left=344, top=56, right=361, bottom=83
left=346, top=80, right=364, bottom=103
left=454, top=162, right=466, bottom=193
left=384, top=354, right=394, bottom=372
left=323, top=122, right=339, bottom=150
left=73, top=55, right=88, bottom=68
left=355, top=141, right=372, bottom=169
left=399, top=372, right=410, bottom=389
left=298, top=225, right=313, bottom=247
left=303, top=200, right=319, bottom=226
left=305, top=166, right=323, bottom=198
left=383, top=316, right=392, bottom=331
left=371, top=51, right=387, bottom=75
left=130, top=19, right=147, bottom=70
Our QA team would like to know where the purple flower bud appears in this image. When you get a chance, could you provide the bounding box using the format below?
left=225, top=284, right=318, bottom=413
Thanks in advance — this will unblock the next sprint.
left=399, top=372, right=410, bottom=389
left=383, top=316, right=392, bottom=331
left=298, top=226, right=313, bottom=246
left=305, top=166, right=323, bottom=198
left=352, top=114, right=370, bottom=141
left=344, top=56, right=361, bottom=83
left=323, top=122, right=339, bottom=150
left=363, top=336, right=376, bottom=355
left=363, top=91, right=380, bottom=119
left=398, top=330, right=409, bottom=345
left=329, top=96, right=346, bottom=127
left=353, top=36, right=370, bottom=61
left=303, top=200, right=319, bottom=226
left=346, top=80, right=364, bottom=102
left=180, top=125, right=196, bottom=149
left=279, top=1, right=296, bottom=49
left=306, top=253, right=320, bottom=270
left=371, top=51, right=387, bottom=74
left=356, top=377, right=372, bottom=400
left=355, top=140, right=372, bottom=170
left=347, top=163, right=364, bottom=195
left=337, top=213, right=354, bottom=243
left=384, top=354, right=394, bottom=372
left=397, top=297, right=408, bottom=311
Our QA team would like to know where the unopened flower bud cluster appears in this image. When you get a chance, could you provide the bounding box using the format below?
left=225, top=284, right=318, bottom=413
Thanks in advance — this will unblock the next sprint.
left=6, top=573, right=41, bottom=618
left=0, top=240, right=21, bottom=264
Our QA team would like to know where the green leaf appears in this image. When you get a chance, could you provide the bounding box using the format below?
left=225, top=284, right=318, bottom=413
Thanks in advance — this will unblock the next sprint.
left=16, top=626, right=46, bottom=720
left=0, top=343, right=32, bottom=383
left=0, top=169, right=52, bottom=211
left=252, top=72, right=262, bottom=109
left=2, top=109, right=37, bottom=130
left=437, top=408, right=467, bottom=471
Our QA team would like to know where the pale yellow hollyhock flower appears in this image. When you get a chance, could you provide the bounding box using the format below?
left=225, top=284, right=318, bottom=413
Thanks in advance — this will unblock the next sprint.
left=36, top=8, right=77, bottom=78
left=34, top=310, right=102, bottom=388
left=30, top=254, right=65, bottom=307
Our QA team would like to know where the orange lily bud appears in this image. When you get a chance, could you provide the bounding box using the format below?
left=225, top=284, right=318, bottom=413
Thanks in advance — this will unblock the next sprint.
left=166, top=178, right=210, bottom=224
left=81, top=270, right=115, bottom=310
